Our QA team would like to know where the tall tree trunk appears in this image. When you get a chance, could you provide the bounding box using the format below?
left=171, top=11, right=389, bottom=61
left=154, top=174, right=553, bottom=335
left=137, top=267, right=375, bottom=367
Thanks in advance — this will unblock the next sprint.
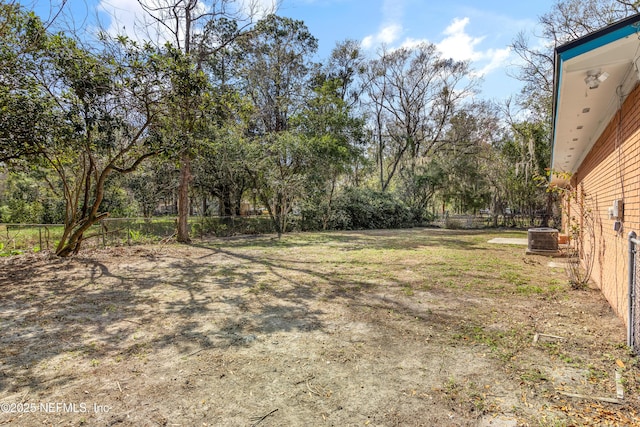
left=220, top=186, right=233, bottom=216
left=234, top=194, right=242, bottom=216
left=177, top=152, right=192, bottom=243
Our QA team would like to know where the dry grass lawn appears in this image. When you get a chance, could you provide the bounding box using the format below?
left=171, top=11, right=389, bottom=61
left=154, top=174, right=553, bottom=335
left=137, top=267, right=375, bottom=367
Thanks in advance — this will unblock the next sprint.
left=0, top=228, right=638, bottom=426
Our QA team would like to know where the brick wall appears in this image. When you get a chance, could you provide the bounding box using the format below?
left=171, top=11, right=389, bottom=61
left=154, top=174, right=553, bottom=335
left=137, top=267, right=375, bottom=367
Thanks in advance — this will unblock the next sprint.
left=569, top=82, right=640, bottom=326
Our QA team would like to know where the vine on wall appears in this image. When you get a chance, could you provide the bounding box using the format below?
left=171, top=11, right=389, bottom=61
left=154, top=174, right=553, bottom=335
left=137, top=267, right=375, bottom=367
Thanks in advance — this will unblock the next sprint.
left=547, top=172, right=596, bottom=289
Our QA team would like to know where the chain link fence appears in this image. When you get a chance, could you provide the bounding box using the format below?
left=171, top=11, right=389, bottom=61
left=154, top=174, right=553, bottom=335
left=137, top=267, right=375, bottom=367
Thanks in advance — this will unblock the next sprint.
left=0, top=216, right=283, bottom=255
left=1, top=223, right=63, bottom=254
left=431, top=213, right=555, bottom=230
left=629, top=232, right=640, bottom=355
left=1, top=213, right=556, bottom=256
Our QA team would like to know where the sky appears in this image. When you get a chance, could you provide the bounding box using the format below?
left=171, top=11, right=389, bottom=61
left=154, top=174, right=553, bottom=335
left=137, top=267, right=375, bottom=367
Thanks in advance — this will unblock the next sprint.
left=31, top=0, right=557, bottom=101
left=277, top=0, right=556, bottom=101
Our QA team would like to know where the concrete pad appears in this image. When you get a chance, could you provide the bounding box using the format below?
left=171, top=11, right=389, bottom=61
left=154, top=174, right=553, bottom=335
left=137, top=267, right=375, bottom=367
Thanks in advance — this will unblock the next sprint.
left=487, top=238, right=528, bottom=245
left=525, top=249, right=563, bottom=257
left=547, top=261, right=568, bottom=268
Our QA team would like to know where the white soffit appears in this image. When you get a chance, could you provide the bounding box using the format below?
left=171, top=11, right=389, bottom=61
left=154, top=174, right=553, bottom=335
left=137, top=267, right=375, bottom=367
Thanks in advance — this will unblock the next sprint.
left=551, top=16, right=640, bottom=186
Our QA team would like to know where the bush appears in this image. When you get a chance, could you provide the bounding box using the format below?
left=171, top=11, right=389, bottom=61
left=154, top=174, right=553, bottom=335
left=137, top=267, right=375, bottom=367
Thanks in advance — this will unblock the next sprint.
left=0, top=205, right=11, bottom=223
left=194, top=216, right=277, bottom=237
left=328, top=188, right=413, bottom=230
left=4, top=198, right=44, bottom=223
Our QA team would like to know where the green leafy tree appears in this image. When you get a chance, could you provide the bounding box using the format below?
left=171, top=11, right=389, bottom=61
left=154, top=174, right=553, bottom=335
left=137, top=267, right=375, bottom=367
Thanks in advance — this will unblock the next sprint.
left=135, top=0, right=262, bottom=243
left=295, top=41, right=367, bottom=229
left=295, top=76, right=365, bottom=230
left=0, top=172, right=51, bottom=223
left=191, top=25, right=255, bottom=218
left=0, top=3, right=53, bottom=164
left=126, top=158, right=179, bottom=217
left=239, top=14, right=319, bottom=236
left=246, top=132, right=311, bottom=235
left=155, top=44, right=211, bottom=240
left=192, top=126, right=250, bottom=217
left=430, top=102, right=502, bottom=217
left=24, top=35, right=168, bottom=256
left=501, top=119, right=552, bottom=223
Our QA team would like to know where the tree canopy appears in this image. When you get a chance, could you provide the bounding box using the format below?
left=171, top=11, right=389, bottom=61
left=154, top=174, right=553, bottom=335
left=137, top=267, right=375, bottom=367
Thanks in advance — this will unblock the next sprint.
left=2, top=0, right=629, bottom=254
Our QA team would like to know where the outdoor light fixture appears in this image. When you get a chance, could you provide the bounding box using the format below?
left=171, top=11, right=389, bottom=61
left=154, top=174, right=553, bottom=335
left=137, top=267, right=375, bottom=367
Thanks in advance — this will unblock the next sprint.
left=584, top=69, right=610, bottom=89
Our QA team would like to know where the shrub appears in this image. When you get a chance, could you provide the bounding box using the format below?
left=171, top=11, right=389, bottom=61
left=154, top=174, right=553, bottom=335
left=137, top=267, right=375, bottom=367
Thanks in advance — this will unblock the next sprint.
left=328, top=188, right=413, bottom=230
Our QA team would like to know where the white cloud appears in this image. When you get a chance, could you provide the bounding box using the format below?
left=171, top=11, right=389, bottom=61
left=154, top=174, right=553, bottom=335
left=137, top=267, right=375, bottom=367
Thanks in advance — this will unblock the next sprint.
left=443, top=16, right=469, bottom=36
left=476, top=46, right=511, bottom=76
left=361, top=0, right=405, bottom=50
left=399, top=37, right=426, bottom=50
left=436, top=17, right=484, bottom=62
left=378, top=24, right=402, bottom=44
left=237, top=0, right=277, bottom=20
left=361, top=34, right=374, bottom=49
left=435, top=17, right=513, bottom=78
left=361, top=23, right=403, bottom=49
left=97, top=0, right=148, bottom=39
left=362, top=16, right=512, bottom=79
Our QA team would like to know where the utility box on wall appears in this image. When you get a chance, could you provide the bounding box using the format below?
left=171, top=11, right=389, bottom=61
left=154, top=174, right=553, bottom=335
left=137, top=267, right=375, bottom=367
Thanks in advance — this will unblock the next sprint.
left=609, top=199, right=624, bottom=233
left=609, top=199, right=624, bottom=220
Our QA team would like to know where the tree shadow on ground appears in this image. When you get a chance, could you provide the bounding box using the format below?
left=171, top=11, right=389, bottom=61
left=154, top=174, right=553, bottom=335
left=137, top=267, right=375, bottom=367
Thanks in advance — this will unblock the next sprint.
left=0, top=227, right=520, bottom=396
left=0, top=245, right=325, bottom=395
left=193, top=242, right=475, bottom=340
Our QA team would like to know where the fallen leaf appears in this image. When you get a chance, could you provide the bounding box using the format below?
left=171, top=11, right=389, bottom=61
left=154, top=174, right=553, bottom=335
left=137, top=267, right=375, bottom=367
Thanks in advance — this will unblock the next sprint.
left=616, top=359, right=625, bottom=368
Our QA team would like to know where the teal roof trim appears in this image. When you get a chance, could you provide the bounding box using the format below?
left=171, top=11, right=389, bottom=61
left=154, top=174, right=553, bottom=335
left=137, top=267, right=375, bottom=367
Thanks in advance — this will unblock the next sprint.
left=551, top=14, right=640, bottom=179
left=558, top=24, right=639, bottom=62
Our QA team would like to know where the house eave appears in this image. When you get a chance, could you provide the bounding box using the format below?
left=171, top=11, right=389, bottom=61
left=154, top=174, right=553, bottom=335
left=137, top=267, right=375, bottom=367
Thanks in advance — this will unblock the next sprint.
left=550, top=14, right=640, bottom=187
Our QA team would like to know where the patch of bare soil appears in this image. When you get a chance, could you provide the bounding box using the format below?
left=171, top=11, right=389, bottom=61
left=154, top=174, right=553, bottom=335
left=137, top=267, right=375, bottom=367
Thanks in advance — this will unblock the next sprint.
left=0, top=229, right=638, bottom=426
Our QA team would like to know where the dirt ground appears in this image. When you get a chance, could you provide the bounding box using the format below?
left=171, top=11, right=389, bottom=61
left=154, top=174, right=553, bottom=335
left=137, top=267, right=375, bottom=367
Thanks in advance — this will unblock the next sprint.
left=0, top=228, right=638, bottom=426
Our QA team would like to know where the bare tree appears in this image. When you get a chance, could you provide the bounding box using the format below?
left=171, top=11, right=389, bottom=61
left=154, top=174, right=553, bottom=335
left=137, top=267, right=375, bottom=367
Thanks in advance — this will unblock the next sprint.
left=362, top=43, right=477, bottom=192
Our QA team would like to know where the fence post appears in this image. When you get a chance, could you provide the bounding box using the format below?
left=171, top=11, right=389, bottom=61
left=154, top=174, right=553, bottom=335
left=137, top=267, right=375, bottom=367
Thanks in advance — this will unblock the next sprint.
left=629, top=231, right=637, bottom=348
